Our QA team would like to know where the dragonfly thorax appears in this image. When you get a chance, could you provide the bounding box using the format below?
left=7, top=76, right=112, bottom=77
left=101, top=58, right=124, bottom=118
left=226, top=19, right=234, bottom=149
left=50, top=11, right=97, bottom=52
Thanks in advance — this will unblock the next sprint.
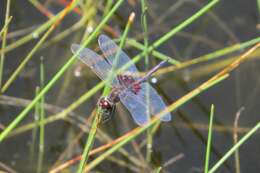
left=131, top=83, right=141, bottom=94
left=118, top=74, right=135, bottom=87
left=118, top=74, right=141, bottom=94
left=109, top=87, right=121, bottom=103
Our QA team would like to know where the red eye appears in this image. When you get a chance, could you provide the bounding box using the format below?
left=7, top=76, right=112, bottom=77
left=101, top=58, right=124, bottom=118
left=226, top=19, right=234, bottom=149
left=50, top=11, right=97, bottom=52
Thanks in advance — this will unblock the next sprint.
left=99, top=98, right=113, bottom=111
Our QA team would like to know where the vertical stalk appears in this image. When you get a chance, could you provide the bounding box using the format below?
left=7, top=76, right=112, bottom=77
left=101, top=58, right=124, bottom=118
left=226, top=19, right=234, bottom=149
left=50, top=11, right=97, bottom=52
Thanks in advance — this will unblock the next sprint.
left=257, top=0, right=260, bottom=18
left=204, top=105, right=214, bottom=173
left=37, top=57, right=46, bottom=173
left=141, top=0, right=153, bottom=163
left=0, top=0, right=11, bottom=88
left=233, top=108, right=244, bottom=173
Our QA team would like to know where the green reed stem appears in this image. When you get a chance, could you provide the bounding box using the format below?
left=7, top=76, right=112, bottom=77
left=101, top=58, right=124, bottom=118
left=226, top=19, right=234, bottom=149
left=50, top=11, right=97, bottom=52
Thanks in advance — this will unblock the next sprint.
left=126, top=38, right=181, bottom=65
left=36, top=138, right=44, bottom=173
left=257, top=0, right=260, bottom=16
left=140, top=0, right=153, bottom=163
left=0, top=0, right=11, bottom=88
left=76, top=10, right=134, bottom=173
left=208, top=122, right=260, bottom=173
left=80, top=0, right=97, bottom=42
left=76, top=110, right=100, bottom=173
left=183, top=36, right=260, bottom=68
left=155, top=167, right=162, bottom=173
left=0, top=0, right=124, bottom=143
left=37, top=57, right=46, bottom=173
left=103, top=0, right=113, bottom=16
left=0, top=16, right=12, bottom=37
left=204, top=104, right=214, bottom=173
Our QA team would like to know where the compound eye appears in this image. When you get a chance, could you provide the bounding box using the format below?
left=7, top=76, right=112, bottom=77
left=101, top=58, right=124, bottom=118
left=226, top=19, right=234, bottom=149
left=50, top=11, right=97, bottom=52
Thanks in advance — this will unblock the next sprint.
left=103, top=101, right=109, bottom=107
left=99, top=98, right=112, bottom=110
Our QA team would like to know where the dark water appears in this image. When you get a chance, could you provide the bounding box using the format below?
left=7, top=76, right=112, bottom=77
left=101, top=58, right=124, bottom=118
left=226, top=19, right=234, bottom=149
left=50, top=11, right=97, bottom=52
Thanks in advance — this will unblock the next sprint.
left=0, top=0, right=259, bottom=173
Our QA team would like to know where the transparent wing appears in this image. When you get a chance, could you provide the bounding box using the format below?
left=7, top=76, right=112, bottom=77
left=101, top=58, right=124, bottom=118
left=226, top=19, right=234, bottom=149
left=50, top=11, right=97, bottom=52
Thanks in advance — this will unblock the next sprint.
left=119, top=83, right=171, bottom=126
left=71, top=44, right=119, bottom=86
left=119, top=91, right=149, bottom=125
left=98, top=34, right=139, bottom=76
left=137, top=83, right=171, bottom=122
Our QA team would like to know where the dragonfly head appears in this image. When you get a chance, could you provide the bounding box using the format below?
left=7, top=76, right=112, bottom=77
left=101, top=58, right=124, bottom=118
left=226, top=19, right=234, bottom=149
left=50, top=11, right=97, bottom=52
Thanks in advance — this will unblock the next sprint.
left=98, top=97, right=114, bottom=112
left=98, top=97, right=115, bottom=123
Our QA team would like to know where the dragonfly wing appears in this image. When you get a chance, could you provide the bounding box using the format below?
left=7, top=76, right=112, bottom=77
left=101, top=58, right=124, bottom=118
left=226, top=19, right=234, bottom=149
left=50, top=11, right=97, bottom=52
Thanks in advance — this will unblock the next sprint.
left=98, top=34, right=139, bottom=75
left=120, top=82, right=171, bottom=126
left=138, top=82, right=172, bottom=122
left=119, top=83, right=171, bottom=126
left=119, top=91, right=149, bottom=126
left=71, top=44, right=119, bottom=86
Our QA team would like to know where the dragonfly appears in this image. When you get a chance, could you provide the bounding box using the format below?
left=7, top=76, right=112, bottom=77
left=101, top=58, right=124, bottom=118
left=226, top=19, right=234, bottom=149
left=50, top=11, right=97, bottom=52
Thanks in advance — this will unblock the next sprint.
left=71, top=34, right=171, bottom=126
